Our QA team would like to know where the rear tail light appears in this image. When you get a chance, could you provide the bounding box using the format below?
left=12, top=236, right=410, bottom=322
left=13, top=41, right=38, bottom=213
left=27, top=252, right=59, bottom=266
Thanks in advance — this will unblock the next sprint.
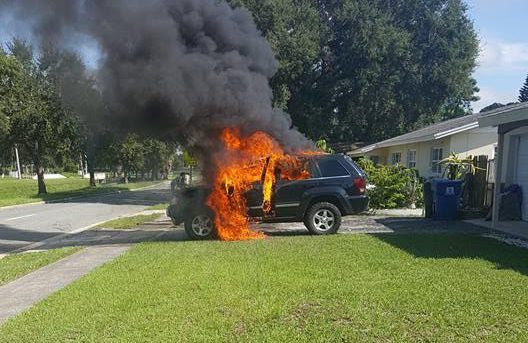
left=353, top=177, right=366, bottom=193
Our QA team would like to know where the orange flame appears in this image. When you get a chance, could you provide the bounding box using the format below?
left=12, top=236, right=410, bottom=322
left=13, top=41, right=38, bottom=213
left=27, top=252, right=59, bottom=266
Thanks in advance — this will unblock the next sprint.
left=206, top=128, right=313, bottom=241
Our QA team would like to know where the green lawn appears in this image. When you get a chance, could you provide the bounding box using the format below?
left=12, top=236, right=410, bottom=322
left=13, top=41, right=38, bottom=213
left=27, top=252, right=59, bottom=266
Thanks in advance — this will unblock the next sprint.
left=96, top=213, right=162, bottom=230
left=148, top=203, right=169, bottom=210
left=0, top=178, right=161, bottom=207
left=0, top=248, right=80, bottom=286
left=1, top=234, right=528, bottom=342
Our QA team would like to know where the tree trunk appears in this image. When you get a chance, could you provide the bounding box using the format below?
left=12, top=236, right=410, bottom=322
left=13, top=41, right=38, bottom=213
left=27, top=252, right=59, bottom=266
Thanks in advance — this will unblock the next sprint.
left=87, top=154, right=96, bottom=187
left=36, top=166, right=47, bottom=194
left=124, top=170, right=129, bottom=184
left=89, top=171, right=96, bottom=187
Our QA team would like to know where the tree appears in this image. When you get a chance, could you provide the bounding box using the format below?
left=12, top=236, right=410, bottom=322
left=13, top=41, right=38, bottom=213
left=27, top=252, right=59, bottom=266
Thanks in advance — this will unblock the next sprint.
left=520, top=74, right=528, bottom=103
left=143, top=139, right=175, bottom=180
left=479, top=102, right=517, bottom=113
left=480, top=103, right=506, bottom=113
left=6, top=39, right=77, bottom=194
left=228, top=0, right=322, bottom=109
left=38, top=45, right=105, bottom=187
left=0, top=51, right=25, bottom=142
left=0, top=51, right=26, bottom=177
left=113, top=134, right=145, bottom=183
left=315, top=138, right=334, bottom=153
left=233, top=0, right=479, bottom=144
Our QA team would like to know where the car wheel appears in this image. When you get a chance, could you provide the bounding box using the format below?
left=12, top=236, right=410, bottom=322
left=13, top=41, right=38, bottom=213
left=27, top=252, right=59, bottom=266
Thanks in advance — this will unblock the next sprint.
left=184, top=213, right=216, bottom=240
left=304, top=202, right=341, bottom=235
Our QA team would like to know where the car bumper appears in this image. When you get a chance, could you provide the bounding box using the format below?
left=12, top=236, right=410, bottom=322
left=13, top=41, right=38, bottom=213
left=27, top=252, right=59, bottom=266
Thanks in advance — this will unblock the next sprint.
left=343, top=195, right=369, bottom=215
left=167, top=204, right=185, bottom=225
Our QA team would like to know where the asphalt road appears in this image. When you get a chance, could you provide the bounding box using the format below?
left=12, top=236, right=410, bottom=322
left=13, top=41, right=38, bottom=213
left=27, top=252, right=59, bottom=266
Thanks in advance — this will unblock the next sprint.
left=0, top=182, right=172, bottom=253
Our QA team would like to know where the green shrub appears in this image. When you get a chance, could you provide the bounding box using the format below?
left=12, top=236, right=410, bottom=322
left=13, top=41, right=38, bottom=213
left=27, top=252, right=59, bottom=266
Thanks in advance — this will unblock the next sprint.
left=357, top=158, right=423, bottom=209
left=62, top=159, right=79, bottom=173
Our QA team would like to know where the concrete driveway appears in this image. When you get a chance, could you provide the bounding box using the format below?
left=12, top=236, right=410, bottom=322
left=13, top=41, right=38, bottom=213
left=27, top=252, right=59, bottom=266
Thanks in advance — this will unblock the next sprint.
left=23, top=214, right=491, bottom=252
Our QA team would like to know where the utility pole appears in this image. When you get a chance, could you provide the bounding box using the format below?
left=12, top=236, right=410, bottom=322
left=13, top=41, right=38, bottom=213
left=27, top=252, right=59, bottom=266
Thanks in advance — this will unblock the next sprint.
left=14, top=145, right=22, bottom=179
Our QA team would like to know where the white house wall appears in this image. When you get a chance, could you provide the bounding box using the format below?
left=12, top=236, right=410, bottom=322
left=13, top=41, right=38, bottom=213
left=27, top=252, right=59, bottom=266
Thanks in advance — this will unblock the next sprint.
left=360, top=127, right=497, bottom=179
left=449, top=127, right=497, bottom=159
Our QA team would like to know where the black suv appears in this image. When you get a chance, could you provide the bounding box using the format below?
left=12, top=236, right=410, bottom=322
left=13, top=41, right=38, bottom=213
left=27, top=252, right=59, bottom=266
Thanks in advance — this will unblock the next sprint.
left=167, top=154, right=369, bottom=239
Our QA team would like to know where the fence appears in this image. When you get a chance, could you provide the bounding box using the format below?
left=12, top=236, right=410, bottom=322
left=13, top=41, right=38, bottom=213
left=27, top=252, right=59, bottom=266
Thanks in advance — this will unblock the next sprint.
left=462, top=155, right=494, bottom=210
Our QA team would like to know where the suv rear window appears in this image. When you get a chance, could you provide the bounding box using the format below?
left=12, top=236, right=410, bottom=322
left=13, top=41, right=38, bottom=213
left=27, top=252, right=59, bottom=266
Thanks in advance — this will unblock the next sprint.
left=344, top=155, right=366, bottom=177
left=317, top=159, right=349, bottom=177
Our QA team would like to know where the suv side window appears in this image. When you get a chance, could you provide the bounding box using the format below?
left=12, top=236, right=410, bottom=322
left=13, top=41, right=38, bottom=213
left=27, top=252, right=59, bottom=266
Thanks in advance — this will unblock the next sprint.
left=317, top=159, right=350, bottom=177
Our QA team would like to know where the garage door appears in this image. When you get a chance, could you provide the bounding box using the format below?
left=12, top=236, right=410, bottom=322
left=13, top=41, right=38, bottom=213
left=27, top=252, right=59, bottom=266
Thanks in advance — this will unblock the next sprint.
left=516, top=134, right=528, bottom=221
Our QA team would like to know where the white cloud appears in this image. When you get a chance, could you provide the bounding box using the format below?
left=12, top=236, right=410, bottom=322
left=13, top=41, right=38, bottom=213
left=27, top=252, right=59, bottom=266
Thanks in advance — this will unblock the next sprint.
left=478, top=39, right=528, bottom=73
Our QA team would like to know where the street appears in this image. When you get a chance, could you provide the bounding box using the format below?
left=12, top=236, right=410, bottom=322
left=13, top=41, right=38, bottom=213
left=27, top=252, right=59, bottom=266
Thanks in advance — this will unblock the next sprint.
left=0, top=182, right=171, bottom=253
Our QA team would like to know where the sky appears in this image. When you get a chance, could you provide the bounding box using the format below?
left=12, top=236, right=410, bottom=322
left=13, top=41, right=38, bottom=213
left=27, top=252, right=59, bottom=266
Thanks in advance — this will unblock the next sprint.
left=1, top=1, right=527, bottom=113
left=466, top=0, right=528, bottom=111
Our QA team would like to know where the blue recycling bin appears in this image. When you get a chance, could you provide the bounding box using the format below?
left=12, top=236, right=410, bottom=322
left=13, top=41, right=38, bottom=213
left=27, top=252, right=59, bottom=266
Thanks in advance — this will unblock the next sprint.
left=431, top=179, right=462, bottom=220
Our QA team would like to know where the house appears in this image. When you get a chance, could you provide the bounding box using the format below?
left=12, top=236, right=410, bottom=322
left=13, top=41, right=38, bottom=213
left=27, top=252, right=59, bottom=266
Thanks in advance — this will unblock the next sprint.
left=478, top=102, right=528, bottom=225
left=349, top=114, right=498, bottom=178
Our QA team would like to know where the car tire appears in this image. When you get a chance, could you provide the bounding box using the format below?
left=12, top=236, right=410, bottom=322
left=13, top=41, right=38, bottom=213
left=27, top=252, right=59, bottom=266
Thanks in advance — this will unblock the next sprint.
left=184, top=212, right=216, bottom=240
left=304, top=202, right=341, bottom=235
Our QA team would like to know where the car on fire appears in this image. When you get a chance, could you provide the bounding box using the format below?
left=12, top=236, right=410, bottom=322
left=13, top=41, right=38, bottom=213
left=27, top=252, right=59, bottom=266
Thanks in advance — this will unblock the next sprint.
left=167, top=154, right=369, bottom=239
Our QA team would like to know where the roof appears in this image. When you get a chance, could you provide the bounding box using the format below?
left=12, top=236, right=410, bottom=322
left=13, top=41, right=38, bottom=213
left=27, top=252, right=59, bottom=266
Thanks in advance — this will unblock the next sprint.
left=478, top=102, right=528, bottom=128
left=350, top=113, right=480, bottom=155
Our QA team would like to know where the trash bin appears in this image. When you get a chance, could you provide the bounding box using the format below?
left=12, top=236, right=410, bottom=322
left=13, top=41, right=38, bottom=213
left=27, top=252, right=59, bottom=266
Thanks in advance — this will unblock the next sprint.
left=431, top=179, right=462, bottom=220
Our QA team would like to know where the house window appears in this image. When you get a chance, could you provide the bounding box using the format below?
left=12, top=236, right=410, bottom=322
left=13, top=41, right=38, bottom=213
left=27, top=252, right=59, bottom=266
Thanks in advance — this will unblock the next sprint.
left=407, top=149, right=417, bottom=168
left=369, top=155, right=380, bottom=165
left=431, top=147, right=443, bottom=174
left=391, top=152, right=402, bottom=165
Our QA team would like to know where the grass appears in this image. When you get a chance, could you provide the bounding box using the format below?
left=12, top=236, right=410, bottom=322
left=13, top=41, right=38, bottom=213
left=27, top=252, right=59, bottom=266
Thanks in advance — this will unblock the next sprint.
left=0, top=178, right=161, bottom=207
left=0, top=247, right=80, bottom=287
left=1, top=234, right=528, bottom=341
left=96, top=214, right=162, bottom=230
left=147, top=203, right=170, bottom=210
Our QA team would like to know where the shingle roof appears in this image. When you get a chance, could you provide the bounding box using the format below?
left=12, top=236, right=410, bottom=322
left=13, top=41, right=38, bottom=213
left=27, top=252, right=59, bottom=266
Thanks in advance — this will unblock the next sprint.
left=478, top=102, right=528, bottom=127
left=350, top=113, right=480, bottom=155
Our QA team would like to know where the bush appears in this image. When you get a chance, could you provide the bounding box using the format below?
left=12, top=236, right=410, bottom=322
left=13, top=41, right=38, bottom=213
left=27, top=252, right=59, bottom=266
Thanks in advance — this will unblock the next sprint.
left=357, top=158, right=423, bottom=209
left=62, top=159, right=79, bottom=173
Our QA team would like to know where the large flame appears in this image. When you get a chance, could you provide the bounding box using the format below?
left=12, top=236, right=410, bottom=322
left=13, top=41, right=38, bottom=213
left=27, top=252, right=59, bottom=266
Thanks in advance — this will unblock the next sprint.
left=206, top=128, right=313, bottom=241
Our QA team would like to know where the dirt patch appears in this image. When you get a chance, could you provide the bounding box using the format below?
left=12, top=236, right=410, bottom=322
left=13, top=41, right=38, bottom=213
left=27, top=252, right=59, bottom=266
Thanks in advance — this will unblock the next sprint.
left=233, top=321, right=246, bottom=336
left=286, top=302, right=322, bottom=329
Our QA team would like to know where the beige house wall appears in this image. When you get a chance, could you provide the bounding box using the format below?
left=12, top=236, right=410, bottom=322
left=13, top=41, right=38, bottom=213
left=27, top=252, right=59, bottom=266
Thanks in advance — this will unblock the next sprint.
left=360, top=127, right=497, bottom=178
left=449, top=127, right=497, bottom=159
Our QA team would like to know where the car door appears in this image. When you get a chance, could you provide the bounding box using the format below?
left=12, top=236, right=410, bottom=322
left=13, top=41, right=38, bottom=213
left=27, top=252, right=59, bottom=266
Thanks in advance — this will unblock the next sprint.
left=246, top=182, right=264, bottom=218
left=244, top=158, right=269, bottom=218
left=273, top=159, right=319, bottom=218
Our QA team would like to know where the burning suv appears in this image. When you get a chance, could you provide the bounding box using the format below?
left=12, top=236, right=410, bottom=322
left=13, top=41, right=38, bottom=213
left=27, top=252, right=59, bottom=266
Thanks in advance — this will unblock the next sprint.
left=167, top=154, right=369, bottom=240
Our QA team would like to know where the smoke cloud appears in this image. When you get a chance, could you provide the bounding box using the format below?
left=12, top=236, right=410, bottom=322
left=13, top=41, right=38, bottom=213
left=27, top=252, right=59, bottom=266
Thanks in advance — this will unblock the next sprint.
left=1, top=0, right=311, bottom=157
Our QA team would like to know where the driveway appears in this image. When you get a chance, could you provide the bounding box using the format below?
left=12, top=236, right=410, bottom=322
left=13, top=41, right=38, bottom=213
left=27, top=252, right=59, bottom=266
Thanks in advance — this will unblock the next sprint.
left=259, top=215, right=489, bottom=236
left=0, top=183, right=171, bottom=253
left=25, top=214, right=491, bottom=252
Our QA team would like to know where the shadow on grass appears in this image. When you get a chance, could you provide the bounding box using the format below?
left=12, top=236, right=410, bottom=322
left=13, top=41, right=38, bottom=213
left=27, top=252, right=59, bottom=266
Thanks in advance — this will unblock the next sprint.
left=374, top=233, right=528, bottom=277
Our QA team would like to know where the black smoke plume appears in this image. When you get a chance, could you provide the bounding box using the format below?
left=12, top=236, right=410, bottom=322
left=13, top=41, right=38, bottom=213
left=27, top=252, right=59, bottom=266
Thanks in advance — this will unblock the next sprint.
left=1, top=0, right=311, bottom=161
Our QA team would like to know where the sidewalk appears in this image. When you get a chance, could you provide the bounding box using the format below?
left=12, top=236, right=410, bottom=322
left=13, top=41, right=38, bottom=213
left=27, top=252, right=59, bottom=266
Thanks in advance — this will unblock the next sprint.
left=0, top=245, right=130, bottom=324
left=0, top=217, right=182, bottom=325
